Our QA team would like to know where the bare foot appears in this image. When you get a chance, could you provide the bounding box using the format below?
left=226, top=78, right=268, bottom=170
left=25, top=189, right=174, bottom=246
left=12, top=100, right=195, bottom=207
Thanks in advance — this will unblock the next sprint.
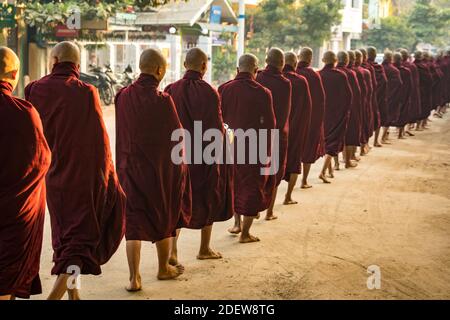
left=345, top=162, right=358, bottom=169
left=169, top=255, right=179, bottom=266
left=283, top=198, right=298, bottom=205
left=352, top=156, right=361, bottom=162
left=405, top=131, right=415, bottom=136
left=228, top=226, right=241, bottom=234
left=334, top=165, right=340, bottom=171
left=374, top=143, right=382, bottom=147
left=255, top=212, right=261, bottom=220
left=265, top=213, right=278, bottom=220
left=126, top=276, right=142, bottom=292
left=157, top=264, right=184, bottom=280
left=319, top=174, right=331, bottom=184
left=327, top=173, right=334, bottom=179
left=197, top=248, right=223, bottom=260
left=239, top=234, right=260, bottom=243
left=301, top=183, right=312, bottom=189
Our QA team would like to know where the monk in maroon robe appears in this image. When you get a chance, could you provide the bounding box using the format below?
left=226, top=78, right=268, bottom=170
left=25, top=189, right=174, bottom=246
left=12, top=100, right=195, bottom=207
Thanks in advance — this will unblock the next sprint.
left=336, top=51, right=361, bottom=168
left=116, top=49, right=192, bottom=291
left=354, top=50, right=374, bottom=156
left=414, top=51, right=433, bottom=129
left=382, top=51, right=403, bottom=131
left=319, top=51, right=353, bottom=182
left=424, top=52, right=444, bottom=115
left=393, top=52, right=412, bottom=138
left=0, top=47, right=51, bottom=300
left=256, top=48, right=292, bottom=221
left=282, top=52, right=312, bottom=205
left=296, top=47, right=326, bottom=189
left=25, top=42, right=126, bottom=300
left=220, top=54, right=276, bottom=243
left=367, top=47, right=388, bottom=145
left=361, top=49, right=378, bottom=144
left=164, top=48, right=233, bottom=260
left=400, top=49, right=422, bottom=131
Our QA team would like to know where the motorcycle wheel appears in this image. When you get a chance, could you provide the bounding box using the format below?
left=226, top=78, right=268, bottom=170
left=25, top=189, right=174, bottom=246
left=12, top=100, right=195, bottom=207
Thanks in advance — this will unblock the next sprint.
left=101, top=84, right=114, bottom=106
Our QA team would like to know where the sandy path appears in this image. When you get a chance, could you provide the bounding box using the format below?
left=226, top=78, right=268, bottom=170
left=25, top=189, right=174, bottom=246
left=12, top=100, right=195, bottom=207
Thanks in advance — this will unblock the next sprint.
left=32, top=112, right=450, bottom=300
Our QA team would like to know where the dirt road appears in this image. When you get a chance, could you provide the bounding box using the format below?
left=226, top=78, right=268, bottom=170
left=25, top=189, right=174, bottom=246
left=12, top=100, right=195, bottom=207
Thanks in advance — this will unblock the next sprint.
left=32, top=111, right=450, bottom=299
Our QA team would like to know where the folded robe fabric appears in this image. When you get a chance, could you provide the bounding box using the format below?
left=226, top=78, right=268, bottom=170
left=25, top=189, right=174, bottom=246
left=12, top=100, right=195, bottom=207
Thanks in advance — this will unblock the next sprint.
left=164, top=70, right=234, bottom=229
left=382, top=61, right=403, bottom=126
left=256, top=65, right=292, bottom=186
left=352, top=63, right=373, bottom=145
left=296, top=62, right=326, bottom=164
left=337, top=63, right=362, bottom=147
left=25, top=62, right=126, bottom=275
left=219, top=72, right=276, bottom=217
left=393, top=62, right=413, bottom=127
left=282, top=64, right=312, bottom=179
left=362, top=61, right=378, bottom=134
left=414, top=59, right=433, bottom=120
left=368, top=59, right=387, bottom=129
left=402, top=61, right=422, bottom=123
left=319, top=64, right=353, bottom=157
left=115, top=73, right=192, bottom=242
left=0, top=81, right=51, bottom=298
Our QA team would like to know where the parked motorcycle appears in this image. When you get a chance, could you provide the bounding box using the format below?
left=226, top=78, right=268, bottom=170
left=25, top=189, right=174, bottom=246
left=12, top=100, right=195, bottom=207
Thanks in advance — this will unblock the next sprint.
left=80, top=64, right=115, bottom=106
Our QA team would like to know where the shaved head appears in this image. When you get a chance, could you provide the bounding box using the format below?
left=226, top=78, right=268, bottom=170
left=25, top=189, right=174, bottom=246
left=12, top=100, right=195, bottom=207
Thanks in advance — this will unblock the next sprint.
left=355, top=50, right=363, bottom=65
left=359, top=48, right=368, bottom=61
left=0, top=46, right=20, bottom=89
left=414, top=51, right=423, bottom=60
left=299, top=47, right=313, bottom=64
left=367, top=46, right=377, bottom=60
left=337, top=51, right=349, bottom=65
left=322, top=51, right=337, bottom=65
left=400, top=49, right=409, bottom=62
left=184, top=47, right=208, bottom=75
left=348, top=50, right=356, bottom=63
left=266, top=47, right=285, bottom=70
left=139, top=48, right=167, bottom=81
left=238, top=53, right=259, bottom=75
left=393, top=52, right=402, bottom=64
left=384, top=50, right=393, bottom=62
left=423, top=51, right=431, bottom=60
left=51, top=41, right=80, bottom=68
left=284, top=52, right=298, bottom=69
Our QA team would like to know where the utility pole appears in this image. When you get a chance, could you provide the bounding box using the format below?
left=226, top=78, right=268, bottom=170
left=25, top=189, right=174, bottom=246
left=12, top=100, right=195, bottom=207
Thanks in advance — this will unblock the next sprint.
left=237, top=0, right=245, bottom=65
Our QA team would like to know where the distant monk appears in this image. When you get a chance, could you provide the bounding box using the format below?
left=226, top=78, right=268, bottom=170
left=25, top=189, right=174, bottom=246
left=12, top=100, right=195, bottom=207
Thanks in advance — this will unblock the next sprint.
left=392, top=52, right=412, bottom=139
left=360, top=48, right=377, bottom=147
left=296, top=47, right=326, bottom=189
left=350, top=50, right=371, bottom=158
left=319, top=51, right=353, bottom=182
left=256, top=48, right=292, bottom=220
left=336, top=51, right=360, bottom=168
left=400, top=49, right=422, bottom=133
left=116, top=49, right=192, bottom=291
left=0, top=47, right=51, bottom=300
left=220, top=54, right=276, bottom=242
left=414, top=51, right=433, bottom=130
left=367, top=47, right=388, bottom=145
left=282, top=52, right=312, bottom=205
left=25, top=41, right=126, bottom=300
left=382, top=51, right=403, bottom=136
left=424, top=52, right=444, bottom=117
left=164, top=48, right=233, bottom=260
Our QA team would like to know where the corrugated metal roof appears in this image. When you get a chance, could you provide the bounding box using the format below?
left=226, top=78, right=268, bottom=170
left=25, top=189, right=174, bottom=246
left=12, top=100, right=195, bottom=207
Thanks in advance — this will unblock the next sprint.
left=135, top=0, right=237, bottom=26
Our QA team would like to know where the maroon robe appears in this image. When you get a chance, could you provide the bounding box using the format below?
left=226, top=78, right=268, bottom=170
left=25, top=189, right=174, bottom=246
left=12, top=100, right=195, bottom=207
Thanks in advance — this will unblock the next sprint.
left=368, top=58, right=387, bottom=128
left=115, top=74, right=192, bottom=242
left=296, top=61, right=326, bottom=163
left=282, top=64, right=312, bottom=179
left=219, top=72, right=276, bottom=217
left=25, top=62, right=125, bottom=275
left=337, top=63, right=362, bottom=147
left=393, top=62, right=412, bottom=127
left=256, top=65, right=292, bottom=186
left=353, top=63, right=374, bottom=145
left=414, top=59, right=433, bottom=120
left=382, top=61, right=403, bottom=126
left=319, top=64, right=353, bottom=156
left=0, top=81, right=51, bottom=298
left=403, top=61, right=422, bottom=123
left=361, top=62, right=377, bottom=134
left=428, top=59, right=444, bottom=110
left=164, top=70, right=233, bottom=229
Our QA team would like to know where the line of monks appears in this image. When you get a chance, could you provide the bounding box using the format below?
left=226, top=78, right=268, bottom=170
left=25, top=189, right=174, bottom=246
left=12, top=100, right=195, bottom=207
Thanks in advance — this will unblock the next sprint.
left=1, top=41, right=449, bottom=300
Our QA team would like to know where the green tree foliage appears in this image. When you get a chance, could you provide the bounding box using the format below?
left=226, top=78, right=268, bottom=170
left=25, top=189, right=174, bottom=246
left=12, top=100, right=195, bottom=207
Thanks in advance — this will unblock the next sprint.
left=408, top=0, right=450, bottom=48
left=212, top=33, right=237, bottom=86
left=362, top=16, right=416, bottom=52
left=247, top=0, right=342, bottom=61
